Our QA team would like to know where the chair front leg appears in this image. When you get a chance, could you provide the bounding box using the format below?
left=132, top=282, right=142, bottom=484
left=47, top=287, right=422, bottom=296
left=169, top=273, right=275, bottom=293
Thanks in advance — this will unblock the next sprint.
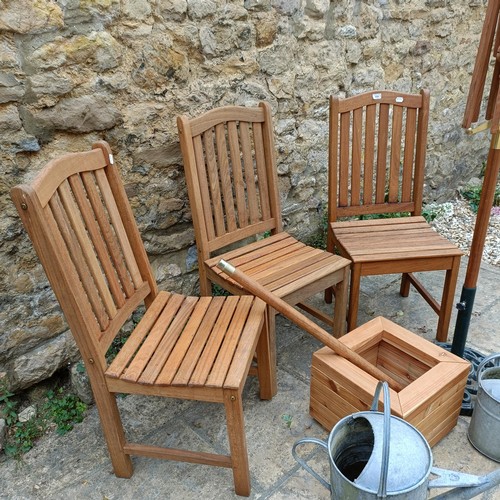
left=224, top=389, right=251, bottom=497
left=324, top=232, right=336, bottom=304
left=436, top=256, right=461, bottom=343
left=90, top=376, right=133, bottom=478
left=333, top=265, right=350, bottom=337
left=255, top=310, right=277, bottom=399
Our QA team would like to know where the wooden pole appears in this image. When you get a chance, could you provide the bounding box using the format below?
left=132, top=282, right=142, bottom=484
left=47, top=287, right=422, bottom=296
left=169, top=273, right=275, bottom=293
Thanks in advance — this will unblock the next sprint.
left=462, top=0, right=500, bottom=129
left=217, top=260, right=405, bottom=392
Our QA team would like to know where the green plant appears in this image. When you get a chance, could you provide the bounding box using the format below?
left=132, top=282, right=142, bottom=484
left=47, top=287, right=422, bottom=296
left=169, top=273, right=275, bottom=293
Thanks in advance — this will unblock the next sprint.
left=304, top=211, right=329, bottom=250
left=2, top=385, right=87, bottom=458
left=6, top=418, right=46, bottom=457
left=360, top=211, right=410, bottom=220
left=281, top=414, right=293, bottom=429
left=461, top=184, right=500, bottom=213
left=44, top=388, right=87, bottom=436
left=106, top=332, right=131, bottom=362
left=212, top=283, right=231, bottom=296
left=422, top=205, right=439, bottom=223
left=0, top=383, right=18, bottom=426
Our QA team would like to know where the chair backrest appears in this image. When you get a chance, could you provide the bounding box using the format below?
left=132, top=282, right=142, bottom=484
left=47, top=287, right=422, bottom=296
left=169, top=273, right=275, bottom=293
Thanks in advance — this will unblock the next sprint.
left=328, top=89, right=430, bottom=221
left=11, top=142, right=157, bottom=370
left=177, top=101, right=282, bottom=261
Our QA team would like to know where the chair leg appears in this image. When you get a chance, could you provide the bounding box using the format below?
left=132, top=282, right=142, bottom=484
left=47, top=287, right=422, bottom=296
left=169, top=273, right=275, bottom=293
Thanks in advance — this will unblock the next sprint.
left=400, top=272, right=411, bottom=297
left=347, top=265, right=362, bottom=332
left=324, top=234, right=335, bottom=304
left=224, top=389, right=251, bottom=497
left=266, top=308, right=277, bottom=388
left=255, top=311, right=277, bottom=399
left=92, top=382, right=133, bottom=478
left=198, top=265, right=212, bottom=296
left=436, top=256, right=461, bottom=343
left=333, top=265, right=350, bottom=337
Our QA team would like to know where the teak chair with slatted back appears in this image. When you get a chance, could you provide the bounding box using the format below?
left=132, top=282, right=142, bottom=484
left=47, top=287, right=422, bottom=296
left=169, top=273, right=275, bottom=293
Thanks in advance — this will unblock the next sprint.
left=326, top=89, right=463, bottom=342
left=11, top=141, right=276, bottom=497
left=177, top=102, right=351, bottom=381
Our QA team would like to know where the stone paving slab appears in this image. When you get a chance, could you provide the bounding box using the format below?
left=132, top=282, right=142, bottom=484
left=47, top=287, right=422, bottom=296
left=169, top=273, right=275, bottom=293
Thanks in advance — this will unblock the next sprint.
left=1, top=258, right=499, bottom=499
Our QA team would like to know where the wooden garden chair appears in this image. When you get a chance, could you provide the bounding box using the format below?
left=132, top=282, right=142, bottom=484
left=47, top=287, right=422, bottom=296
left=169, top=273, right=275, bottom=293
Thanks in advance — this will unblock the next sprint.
left=11, top=141, right=275, bottom=497
left=177, top=102, right=351, bottom=385
left=326, top=89, right=463, bottom=342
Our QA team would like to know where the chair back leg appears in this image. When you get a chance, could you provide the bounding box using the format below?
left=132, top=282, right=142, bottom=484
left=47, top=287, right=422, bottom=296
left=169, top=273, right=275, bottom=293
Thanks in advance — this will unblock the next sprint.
left=333, top=266, right=350, bottom=337
left=400, top=273, right=412, bottom=297
left=347, top=265, right=362, bottom=332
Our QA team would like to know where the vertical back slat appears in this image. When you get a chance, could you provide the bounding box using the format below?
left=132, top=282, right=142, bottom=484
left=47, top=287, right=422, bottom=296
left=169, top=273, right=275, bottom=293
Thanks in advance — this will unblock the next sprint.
left=58, top=180, right=117, bottom=318
left=328, top=97, right=340, bottom=222
left=388, top=105, right=403, bottom=202
left=339, top=112, right=350, bottom=207
left=94, top=169, right=143, bottom=288
left=49, top=193, right=110, bottom=331
left=69, top=174, right=125, bottom=309
left=259, top=101, right=282, bottom=232
left=81, top=171, right=135, bottom=299
left=330, top=90, right=430, bottom=218
left=203, top=129, right=226, bottom=236
left=413, top=91, right=430, bottom=216
left=193, top=135, right=216, bottom=241
left=351, top=107, right=362, bottom=206
left=401, top=107, right=417, bottom=202
left=227, top=121, right=248, bottom=228
left=240, top=121, right=260, bottom=224
left=215, top=123, right=237, bottom=232
left=363, top=104, right=376, bottom=204
left=252, top=122, right=271, bottom=220
left=376, top=103, right=390, bottom=203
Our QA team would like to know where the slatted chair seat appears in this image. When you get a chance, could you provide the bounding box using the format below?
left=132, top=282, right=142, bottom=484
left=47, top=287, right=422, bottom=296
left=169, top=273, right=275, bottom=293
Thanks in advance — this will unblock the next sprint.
left=178, top=103, right=351, bottom=385
left=327, top=90, right=463, bottom=342
left=11, top=142, right=275, bottom=497
left=106, top=292, right=264, bottom=391
left=206, top=233, right=350, bottom=303
left=332, top=216, right=462, bottom=263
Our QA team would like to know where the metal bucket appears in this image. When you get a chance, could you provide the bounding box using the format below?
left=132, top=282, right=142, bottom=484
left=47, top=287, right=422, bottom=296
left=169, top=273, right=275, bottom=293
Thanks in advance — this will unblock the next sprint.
left=293, top=382, right=497, bottom=499
left=468, top=353, right=500, bottom=462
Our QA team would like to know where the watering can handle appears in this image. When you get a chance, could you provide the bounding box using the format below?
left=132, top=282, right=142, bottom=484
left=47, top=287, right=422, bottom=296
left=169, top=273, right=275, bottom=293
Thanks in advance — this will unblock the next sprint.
left=291, top=437, right=331, bottom=492
left=371, top=381, right=391, bottom=499
left=476, top=353, right=500, bottom=381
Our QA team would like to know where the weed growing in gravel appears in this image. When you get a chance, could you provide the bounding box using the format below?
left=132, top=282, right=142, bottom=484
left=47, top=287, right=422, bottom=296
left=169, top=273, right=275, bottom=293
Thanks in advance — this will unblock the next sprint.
left=461, top=184, right=500, bottom=213
left=44, top=388, right=86, bottom=436
left=0, top=382, right=87, bottom=459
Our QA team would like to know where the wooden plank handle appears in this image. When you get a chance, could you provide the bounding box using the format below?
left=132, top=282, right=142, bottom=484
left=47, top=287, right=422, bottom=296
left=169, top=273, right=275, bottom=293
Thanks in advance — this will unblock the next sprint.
left=217, top=260, right=405, bottom=392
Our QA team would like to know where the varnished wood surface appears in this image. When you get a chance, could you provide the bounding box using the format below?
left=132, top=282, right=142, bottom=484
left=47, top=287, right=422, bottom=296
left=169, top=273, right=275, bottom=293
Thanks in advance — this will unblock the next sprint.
left=11, top=141, right=276, bottom=497
left=327, top=90, right=462, bottom=341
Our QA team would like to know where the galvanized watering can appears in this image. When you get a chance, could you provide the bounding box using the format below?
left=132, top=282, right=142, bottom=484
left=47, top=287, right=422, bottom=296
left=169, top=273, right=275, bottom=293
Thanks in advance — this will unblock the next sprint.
left=468, top=353, right=500, bottom=462
left=293, top=382, right=500, bottom=499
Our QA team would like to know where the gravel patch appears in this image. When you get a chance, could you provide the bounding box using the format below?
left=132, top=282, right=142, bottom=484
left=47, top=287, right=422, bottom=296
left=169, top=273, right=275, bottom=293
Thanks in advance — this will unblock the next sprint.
left=428, top=199, right=500, bottom=267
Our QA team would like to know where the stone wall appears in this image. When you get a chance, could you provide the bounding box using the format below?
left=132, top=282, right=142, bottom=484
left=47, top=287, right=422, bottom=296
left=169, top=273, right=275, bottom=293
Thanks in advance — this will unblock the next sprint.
left=0, top=0, right=491, bottom=392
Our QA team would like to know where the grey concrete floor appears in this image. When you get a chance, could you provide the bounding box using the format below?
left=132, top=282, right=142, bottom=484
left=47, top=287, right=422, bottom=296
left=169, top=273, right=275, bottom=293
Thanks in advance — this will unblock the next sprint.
left=1, top=257, right=500, bottom=499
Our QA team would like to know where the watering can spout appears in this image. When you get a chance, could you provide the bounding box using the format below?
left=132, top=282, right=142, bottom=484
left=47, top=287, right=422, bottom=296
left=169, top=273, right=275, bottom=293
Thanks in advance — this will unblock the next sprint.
left=428, top=467, right=487, bottom=488
left=431, top=468, right=500, bottom=500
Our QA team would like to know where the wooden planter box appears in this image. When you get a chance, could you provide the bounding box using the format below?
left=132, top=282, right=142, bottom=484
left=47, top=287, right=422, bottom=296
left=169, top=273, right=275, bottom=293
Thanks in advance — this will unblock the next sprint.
left=310, top=316, right=470, bottom=447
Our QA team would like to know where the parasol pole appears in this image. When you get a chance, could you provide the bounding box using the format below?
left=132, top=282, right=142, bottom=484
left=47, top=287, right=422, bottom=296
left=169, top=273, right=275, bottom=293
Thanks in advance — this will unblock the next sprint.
left=452, top=0, right=500, bottom=357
